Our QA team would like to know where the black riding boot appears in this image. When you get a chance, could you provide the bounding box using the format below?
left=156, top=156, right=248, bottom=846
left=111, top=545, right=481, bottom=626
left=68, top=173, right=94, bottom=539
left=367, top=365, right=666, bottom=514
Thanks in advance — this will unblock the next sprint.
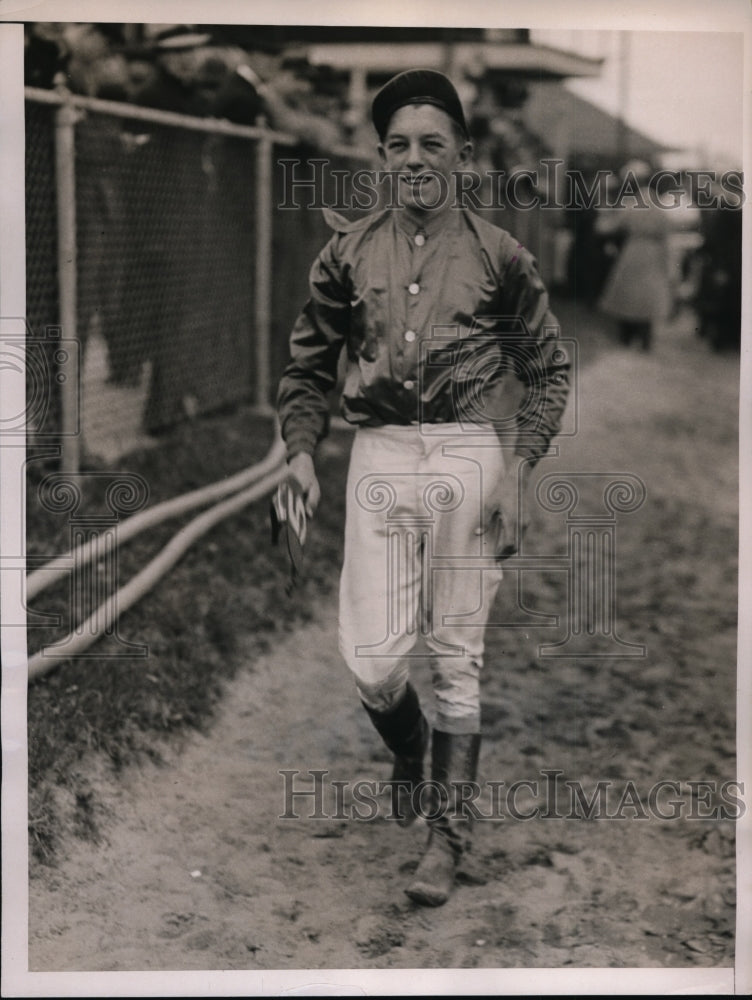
left=405, top=729, right=481, bottom=906
left=361, top=682, right=429, bottom=826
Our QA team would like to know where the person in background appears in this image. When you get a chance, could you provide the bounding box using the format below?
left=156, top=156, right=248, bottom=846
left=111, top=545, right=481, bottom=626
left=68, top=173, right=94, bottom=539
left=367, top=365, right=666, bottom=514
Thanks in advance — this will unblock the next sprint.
left=57, top=25, right=132, bottom=382
left=24, top=23, right=67, bottom=88
left=597, top=159, right=673, bottom=351
left=132, top=24, right=214, bottom=114
left=210, top=47, right=345, bottom=151
left=61, top=22, right=130, bottom=99
left=695, top=184, right=743, bottom=351
left=126, top=25, right=213, bottom=430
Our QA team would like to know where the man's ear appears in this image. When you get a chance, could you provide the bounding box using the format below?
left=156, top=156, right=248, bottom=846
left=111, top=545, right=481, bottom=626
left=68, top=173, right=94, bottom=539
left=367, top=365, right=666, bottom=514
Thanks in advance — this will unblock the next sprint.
left=377, top=142, right=387, bottom=167
left=457, top=140, right=474, bottom=167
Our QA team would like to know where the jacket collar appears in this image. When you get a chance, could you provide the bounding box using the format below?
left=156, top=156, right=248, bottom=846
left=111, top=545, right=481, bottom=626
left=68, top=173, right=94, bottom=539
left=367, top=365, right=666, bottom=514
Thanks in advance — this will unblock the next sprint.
left=391, top=203, right=462, bottom=240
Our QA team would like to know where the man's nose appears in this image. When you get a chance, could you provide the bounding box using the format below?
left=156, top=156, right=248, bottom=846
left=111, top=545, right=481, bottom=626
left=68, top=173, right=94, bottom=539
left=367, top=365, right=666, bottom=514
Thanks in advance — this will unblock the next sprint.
left=406, top=142, right=424, bottom=170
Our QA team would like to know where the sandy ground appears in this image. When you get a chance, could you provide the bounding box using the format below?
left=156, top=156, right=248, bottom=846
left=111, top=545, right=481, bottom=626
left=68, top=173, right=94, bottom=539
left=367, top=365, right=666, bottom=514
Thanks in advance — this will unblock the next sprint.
left=28, top=311, right=739, bottom=979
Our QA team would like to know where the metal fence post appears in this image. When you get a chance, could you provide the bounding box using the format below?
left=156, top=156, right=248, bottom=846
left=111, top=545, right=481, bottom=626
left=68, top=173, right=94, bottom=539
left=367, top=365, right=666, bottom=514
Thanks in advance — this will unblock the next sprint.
left=54, top=94, right=80, bottom=473
left=254, top=125, right=273, bottom=413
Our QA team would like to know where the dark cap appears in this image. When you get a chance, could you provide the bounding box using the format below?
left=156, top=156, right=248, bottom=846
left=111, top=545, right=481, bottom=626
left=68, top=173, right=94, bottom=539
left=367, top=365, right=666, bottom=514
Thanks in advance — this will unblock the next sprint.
left=372, top=69, right=469, bottom=141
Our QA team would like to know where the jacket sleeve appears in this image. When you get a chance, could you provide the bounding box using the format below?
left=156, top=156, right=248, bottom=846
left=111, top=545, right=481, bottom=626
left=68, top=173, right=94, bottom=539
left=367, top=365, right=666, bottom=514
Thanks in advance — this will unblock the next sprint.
left=500, top=243, right=570, bottom=466
left=276, top=235, right=351, bottom=459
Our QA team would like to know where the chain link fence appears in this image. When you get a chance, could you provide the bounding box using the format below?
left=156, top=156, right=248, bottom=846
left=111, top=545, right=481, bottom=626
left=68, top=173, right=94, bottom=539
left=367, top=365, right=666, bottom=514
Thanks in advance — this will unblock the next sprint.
left=25, top=99, right=61, bottom=442
left=25, top=88, right=371, bottom=470
left=74, top=109, right=262, bottom=459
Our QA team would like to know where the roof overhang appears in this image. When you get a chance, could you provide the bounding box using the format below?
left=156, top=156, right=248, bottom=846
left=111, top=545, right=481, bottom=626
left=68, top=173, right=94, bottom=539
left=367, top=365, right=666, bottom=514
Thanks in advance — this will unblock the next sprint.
left=306, top=41, right=603, bottom=79
left=480, top=43, right=604, bottom=79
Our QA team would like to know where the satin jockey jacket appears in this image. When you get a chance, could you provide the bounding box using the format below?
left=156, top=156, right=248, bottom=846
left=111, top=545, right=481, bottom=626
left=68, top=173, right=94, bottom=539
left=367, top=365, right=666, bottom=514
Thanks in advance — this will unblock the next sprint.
left=277, top=205, right=571, bottom=464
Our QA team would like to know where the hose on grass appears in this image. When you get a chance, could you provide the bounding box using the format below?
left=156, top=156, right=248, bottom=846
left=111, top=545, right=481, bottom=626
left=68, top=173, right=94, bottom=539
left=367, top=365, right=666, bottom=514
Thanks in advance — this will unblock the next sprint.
left=26, top=429, right=286, bottom=600
left=27, top=464, right=288, bottom=683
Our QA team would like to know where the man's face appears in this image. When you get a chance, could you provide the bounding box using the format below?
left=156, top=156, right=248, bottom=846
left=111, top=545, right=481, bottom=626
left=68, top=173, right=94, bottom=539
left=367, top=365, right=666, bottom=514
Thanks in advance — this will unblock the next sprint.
left=378, top=103, right=472, bottom=215
left=159, top=49, right=200, bottom=85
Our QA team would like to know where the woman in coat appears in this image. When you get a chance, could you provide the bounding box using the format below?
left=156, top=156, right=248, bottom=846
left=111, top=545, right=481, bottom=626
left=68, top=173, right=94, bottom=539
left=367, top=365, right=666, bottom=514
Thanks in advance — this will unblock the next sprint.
left=598, top=159, right=674, bottom=351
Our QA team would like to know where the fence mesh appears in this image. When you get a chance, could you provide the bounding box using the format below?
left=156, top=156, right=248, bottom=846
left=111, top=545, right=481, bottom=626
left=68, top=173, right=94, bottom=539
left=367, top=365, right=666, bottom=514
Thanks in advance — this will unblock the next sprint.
left=72, top=108, right=259, bottom=460
left=25, top=100, right=60, bottom=441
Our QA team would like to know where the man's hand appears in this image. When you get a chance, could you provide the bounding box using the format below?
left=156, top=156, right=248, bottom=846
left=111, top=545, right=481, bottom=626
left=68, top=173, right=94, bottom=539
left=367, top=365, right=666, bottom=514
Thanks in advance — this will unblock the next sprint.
left=287, top=452, right=321, bottom=518
left=495, top=456, right=532, bottom=560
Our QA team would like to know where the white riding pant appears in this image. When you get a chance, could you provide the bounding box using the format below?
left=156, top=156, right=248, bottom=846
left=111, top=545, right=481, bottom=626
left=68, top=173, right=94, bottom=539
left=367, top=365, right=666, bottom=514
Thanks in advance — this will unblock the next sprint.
left=338, top=423, right=506, bottom=734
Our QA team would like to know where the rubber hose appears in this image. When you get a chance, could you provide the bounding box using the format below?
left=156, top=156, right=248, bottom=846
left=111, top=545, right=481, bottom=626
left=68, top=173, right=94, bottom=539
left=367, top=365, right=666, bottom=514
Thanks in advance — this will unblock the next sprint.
left=27, top=464, right=288, bottom=683
left=26, top=430, right=286, bottom=600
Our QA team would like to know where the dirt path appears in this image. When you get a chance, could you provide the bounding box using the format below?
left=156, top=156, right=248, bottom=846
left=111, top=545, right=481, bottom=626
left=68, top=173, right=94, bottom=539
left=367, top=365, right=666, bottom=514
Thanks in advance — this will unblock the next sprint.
left=28, top=312, right=739, bottom=977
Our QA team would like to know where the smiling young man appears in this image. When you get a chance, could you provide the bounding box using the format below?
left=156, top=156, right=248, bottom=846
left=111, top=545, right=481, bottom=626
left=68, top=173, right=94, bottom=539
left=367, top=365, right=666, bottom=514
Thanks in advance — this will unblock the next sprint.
left=277, top=70, right=569, bottom=906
